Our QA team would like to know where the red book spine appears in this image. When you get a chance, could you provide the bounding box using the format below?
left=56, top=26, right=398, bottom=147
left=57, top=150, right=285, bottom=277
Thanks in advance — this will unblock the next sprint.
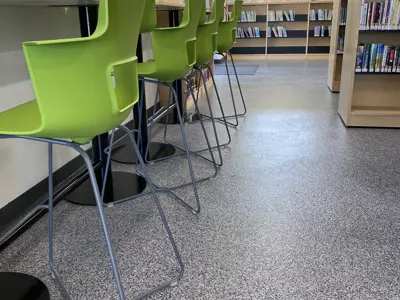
left=388, top=47, right=395, bottom=71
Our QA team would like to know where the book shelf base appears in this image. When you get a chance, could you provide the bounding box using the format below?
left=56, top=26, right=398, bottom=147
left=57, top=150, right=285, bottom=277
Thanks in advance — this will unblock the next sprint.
left=339, top=107, right=400, bottom=128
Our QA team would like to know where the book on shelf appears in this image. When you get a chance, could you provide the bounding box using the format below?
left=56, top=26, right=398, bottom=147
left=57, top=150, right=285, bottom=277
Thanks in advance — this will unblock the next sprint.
left=276, top=10, right=284, bottom=21
left=284, top=11, right=290, bottom=22
left=318, top=9, right=324, bottom=20
left=272, top=26, right=278, bottom=37
left=362, top=44, right=371, bottom=72
left=375, top=44, right=384, bottom=71
left=337, top=36, right=345, bottom=52
left=340, top=7, right=347, bottom=25
left=355, top=43, right=400, bottom=73
left=369, top=43, right=378, bottom=72
left=268, top=10, right=276, bottom=22
left=282, top=26, right=287, bottom=37
left=289, top=10, right=295, bottom=21
left=360, top=0, right=400, bottom=30
left=314, top=26, right=321, bottom=37
left=277, top=26, right=283, bottom=37
left=267, top=26, right=272, bottom=38
left=355, top=45, right=365, bottom=72
left=310, top=9, right=316, bottom=21
left=254, top=27, right=260, bottom=38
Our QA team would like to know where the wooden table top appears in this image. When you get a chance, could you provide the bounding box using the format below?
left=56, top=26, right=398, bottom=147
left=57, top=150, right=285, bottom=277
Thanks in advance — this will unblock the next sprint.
left=0, top=0, right=185, bottom=7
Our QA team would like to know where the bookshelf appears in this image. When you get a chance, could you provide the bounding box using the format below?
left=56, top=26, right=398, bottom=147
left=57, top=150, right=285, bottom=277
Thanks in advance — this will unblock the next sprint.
left=327, top=0, right=347, bottom=92
left=228, top=0, right=334, bottom=58
left=338, top=0, right=400, bottom=127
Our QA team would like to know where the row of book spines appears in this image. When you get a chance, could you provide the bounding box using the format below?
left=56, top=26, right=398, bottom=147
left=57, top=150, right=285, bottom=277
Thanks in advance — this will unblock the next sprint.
left=240, top=11, right=257, bottom=22
left=309, top=9, right=333, bottom=21
left=267, top=26, right=287, bottom=38
left=268, top=10, right=295, bottom=22
left=237, top=27, right=261, bottom=38
left=313, top=25, right=332, bottom=37
left=355, top=44, right=400, bottom=73
left=360, top=0, right=400, bottom=30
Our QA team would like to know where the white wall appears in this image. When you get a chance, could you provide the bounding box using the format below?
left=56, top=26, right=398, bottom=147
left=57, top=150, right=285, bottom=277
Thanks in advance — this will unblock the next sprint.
left=0, top=7, right=156, bottom=209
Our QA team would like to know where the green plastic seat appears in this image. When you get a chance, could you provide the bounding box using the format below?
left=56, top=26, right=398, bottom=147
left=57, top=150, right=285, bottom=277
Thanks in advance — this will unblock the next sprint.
left=195, top=0, right=226, bottom=66
left=138, top=0, right=205, bottom=83
left=217, top=0, right=244, bottom=53
left=0, top=0, right=146, bottom=144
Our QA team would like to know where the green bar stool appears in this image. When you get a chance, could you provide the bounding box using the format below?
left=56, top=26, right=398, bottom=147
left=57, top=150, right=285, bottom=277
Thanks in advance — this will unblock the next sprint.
left=133, top=0, right=218, bottom=215
left=187, top=0, right=231, bottom=167
left=0, top=0, right=183, bottom=299
left=216, top=0, right=247, bottom=127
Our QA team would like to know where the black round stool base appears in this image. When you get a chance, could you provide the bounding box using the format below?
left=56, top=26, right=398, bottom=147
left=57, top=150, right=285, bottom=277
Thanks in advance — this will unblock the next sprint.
left=111, top=141, right=176, bottom=164
left=0, top=272, right=50, bottom=300
left=66, top=171, right=147, bottom=206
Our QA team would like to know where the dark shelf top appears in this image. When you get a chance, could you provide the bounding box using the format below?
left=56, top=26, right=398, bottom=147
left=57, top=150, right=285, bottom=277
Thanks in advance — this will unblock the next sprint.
left=355, top=71, right=400, bottom=74
left=359, top=29, right=400, bottom=32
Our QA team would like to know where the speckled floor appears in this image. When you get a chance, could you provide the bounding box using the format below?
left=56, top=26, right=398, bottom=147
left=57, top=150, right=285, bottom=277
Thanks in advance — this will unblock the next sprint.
left=2, top=60, right=400, bottom=299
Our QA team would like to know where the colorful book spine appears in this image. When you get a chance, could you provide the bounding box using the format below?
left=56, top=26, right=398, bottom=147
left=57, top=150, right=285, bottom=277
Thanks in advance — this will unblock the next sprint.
left=356, top=45, right=365, bottom=72
left=382, top=45, right=389, bottom=71
left=369, top=44, right=378, bottom=72
left=362, top=44, right=371, bottom=72
left=375, top=44, right=384, bottom=72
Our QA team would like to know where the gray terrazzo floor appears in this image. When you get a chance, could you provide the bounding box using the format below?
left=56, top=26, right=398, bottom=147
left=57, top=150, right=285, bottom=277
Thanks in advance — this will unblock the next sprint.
left=2, top=60, right=400, bottom=299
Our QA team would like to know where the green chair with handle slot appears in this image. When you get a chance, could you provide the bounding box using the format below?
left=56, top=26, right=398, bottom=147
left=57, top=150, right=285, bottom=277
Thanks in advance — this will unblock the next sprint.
left=187, top=0, right=232, bottom=167
left=216, top=0, right=247, bottom=127
left=0, top=0, right=184, bottom=299
left=133, top=0, right=218, bottom=216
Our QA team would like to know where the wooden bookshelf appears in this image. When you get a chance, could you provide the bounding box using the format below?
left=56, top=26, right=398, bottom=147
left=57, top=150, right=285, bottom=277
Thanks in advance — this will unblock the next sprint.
left=228, top=0, right=333, bottom=59
left=338, top=0, right=400, bottom=128
left=327, top=0, right=347, bottom=92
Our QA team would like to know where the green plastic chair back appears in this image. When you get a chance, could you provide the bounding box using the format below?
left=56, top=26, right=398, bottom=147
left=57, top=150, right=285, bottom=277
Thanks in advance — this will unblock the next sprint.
left=141, top=0, right=157, bottom=33
left=196, top=0, right=226, bottom=66
left=217, top=0, right=243, bottom=53
left=0, top=0, right=146, bottom=144
left=138, top=0, right=205, bottom=82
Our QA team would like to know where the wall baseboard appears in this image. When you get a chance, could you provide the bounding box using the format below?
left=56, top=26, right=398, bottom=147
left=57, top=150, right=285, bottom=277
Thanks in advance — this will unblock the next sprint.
left=0, top=103, right=160, bottom=250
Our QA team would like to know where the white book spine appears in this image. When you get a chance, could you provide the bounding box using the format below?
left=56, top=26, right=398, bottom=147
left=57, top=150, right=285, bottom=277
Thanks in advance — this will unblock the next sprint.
left=382, top=45, right=388, bottom=71
left=362, top=3, right=367, bottom=29
left=382, top=0, right=388, bottom=26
